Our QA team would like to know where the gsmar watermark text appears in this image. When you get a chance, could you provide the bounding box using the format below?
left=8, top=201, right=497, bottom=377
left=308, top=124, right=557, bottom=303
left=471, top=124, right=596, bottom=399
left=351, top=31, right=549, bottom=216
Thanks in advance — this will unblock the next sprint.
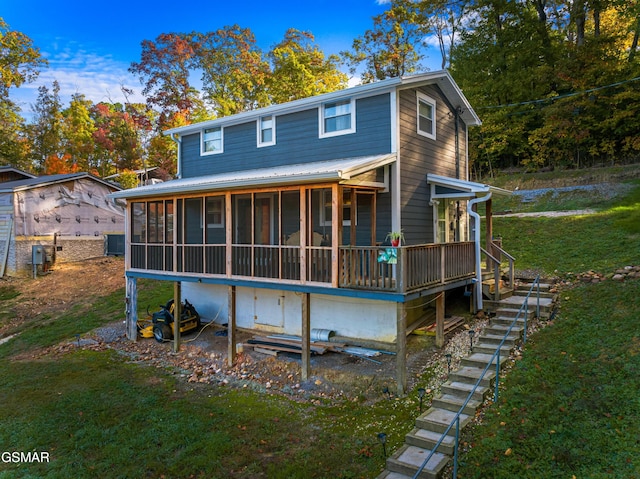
left=1, top=451, right=50, bottom=463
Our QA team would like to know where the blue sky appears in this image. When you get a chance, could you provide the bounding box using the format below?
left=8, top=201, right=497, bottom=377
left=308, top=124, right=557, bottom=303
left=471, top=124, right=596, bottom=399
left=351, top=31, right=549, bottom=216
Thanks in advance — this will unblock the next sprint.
left=5, top=0, right=441, bottom=117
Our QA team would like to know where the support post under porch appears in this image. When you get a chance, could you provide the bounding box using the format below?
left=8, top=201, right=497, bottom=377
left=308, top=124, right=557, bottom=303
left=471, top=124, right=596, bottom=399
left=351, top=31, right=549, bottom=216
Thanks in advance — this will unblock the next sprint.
left=395, top=301, right=407, bottom=396
left=173, top=282, right=181, bottom=353
left=435, top=292, right=445, bottom=348
left=301, top=292, right=311, bottom=381
left=227, top=285, right=237, bottom=367
left=125, top=276, right=138, bottom=341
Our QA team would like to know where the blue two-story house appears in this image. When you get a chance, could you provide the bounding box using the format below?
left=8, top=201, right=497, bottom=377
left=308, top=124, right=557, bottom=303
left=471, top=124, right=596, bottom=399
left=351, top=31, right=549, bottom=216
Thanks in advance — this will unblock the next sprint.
left=111, top=71, right=511, bottom=394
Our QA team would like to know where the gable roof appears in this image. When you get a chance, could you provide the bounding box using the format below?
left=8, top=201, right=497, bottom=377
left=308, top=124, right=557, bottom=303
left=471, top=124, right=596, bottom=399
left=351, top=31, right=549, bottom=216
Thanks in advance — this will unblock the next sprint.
left=427, top=174, right=512, bottom=197
left=0, top=166, right=37, bottom=181
left=0, top=173, right=122, bottom=193
left=163, top=71, right=480, bottom=138
left=110, top=154, right=396, bottom=200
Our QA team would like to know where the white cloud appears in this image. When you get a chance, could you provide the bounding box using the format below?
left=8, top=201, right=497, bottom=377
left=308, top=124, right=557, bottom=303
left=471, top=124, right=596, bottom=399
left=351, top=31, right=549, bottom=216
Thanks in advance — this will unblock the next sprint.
left=11, top=45, right=145, bottom=119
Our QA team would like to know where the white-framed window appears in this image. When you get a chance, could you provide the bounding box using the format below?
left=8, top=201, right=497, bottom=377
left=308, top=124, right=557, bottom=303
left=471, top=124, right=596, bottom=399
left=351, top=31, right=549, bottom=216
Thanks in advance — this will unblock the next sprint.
left=206, top=196, right=224, bottom=228
left=201, top=126, right=223, bottom=155
left=257, top=115, right=275, bottom=147
left=320, top=189, right=355, bottom=226
left=417, top=92, right=436, bottom=140
left=319, top=98, right=355, bottom=138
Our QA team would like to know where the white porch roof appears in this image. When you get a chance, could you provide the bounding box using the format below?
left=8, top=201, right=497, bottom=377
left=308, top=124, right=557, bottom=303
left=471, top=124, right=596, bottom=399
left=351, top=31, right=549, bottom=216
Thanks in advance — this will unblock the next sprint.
left=427, top=174, right=512, bottom=198
left=110, top=154, right=396, bottom=200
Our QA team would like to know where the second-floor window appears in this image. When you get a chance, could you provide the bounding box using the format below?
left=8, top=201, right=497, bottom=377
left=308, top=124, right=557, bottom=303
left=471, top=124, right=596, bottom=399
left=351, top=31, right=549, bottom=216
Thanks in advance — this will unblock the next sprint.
left=257, top=115, right=275, bottom=147
left=320, top=99, right=355, bottom=138
left=202, top=126, right=223, bottom=155
left=417, top=92, right=436, bottom=140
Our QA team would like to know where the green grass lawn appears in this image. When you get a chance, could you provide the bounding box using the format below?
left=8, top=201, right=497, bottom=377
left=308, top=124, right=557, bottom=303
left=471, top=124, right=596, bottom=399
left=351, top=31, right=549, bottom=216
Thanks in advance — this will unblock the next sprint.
left=0, top=174, right=639, bottom=478
left=457, top=279, right=640, bottom=479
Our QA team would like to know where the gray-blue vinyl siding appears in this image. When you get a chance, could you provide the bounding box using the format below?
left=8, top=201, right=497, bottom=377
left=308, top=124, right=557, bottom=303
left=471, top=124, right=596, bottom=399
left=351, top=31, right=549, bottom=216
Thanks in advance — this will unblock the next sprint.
left=180, top=94, right=393, bottom=178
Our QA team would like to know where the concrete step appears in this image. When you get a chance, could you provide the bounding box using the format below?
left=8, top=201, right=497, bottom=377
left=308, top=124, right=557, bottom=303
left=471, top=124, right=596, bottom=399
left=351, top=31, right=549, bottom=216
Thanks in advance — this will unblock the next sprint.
left=484, top=323, right=524, bottom=338
left=415, top=407, right=472, bottom=435
left=441, top=380, right=490, bottom=402
left=449, top=366, right=496, bottom=387
left=460, top=352, right=509, bottom=369
left=376, top=471, right=414, bottom=479
left=473, top=342, right=512, bottom=356
left=478, top=333, right=519, bottom=347
left=513, top=289, right=556, bottom=299
left=431, top=393, right=483, bottom=415
left=406, top=427, right=457, bottom=455
left=385, top=444, right=450, bottom=479
left=491, top=315, right=527, bottom=327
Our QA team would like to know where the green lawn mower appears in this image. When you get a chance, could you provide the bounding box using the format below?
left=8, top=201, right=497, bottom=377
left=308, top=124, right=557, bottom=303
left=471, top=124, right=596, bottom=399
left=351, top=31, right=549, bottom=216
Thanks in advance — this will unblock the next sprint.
left=138, top=299, right=201, bottom=343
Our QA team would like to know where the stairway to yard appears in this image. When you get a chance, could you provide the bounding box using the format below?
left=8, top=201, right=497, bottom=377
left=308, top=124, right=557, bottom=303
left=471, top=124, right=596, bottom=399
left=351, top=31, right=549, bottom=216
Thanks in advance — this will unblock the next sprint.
left=377, top=279, right=557, bottom=479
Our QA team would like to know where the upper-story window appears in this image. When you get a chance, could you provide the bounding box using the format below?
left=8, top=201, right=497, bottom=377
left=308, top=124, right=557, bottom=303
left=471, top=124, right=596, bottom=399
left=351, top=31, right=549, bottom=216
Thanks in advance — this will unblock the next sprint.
left=417, top=92, right=436, bottom=140
left=257, top=115, right=275, bottom=147
left=202, top=126, right=223, bottom=155
left=320, top=98, right=356, bottom=138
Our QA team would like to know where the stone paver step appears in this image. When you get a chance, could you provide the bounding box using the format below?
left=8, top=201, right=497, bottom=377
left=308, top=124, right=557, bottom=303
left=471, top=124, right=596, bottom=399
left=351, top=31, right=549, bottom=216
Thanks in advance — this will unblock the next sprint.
left=449, top=366, right=496, bottom=387
left=415, top=407, right=471, bottom=435
left=460, top=351, right=509, bottom=369
left=441, top=380, right=490, bottom=401
left=385, top=444, right=450, bottom=479
left=406, top=427, right=457, bottom=455
left=432, top=393, right=482, bottom=415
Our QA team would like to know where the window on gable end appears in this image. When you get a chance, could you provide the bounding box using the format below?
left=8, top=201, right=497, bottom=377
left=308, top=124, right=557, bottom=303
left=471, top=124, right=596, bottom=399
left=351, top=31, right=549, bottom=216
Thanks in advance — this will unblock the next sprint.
left=320, top=98, right=355, bottom=138
left=257, top=115, right=275, bottom=147
left=417, top=92, right=436, bottom=140
left=202, top=126, right=223, bottom=155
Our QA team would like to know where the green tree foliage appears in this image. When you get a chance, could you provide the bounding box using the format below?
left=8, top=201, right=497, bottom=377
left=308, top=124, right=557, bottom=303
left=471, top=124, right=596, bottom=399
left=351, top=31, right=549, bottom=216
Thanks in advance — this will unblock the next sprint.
left=62, top=93, right=96, bottom=172
left=0, top=18, right=46, bottom=169
left=342, top=0, right=426, bottom=82
left=195, top=25, right=271, bottom=117
left=28, top=81, right=63, bottom=173
left=268, top=29, right=347, bottom=104
left=450, top=0, right=640, bottom=175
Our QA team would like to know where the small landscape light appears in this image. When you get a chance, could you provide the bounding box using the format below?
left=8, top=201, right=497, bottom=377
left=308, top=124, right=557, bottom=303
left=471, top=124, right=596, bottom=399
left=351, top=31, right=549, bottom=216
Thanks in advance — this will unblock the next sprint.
left=468, top=329, right=475, bottom=353
left=417, top=387, right=426, bottom=412
left=445, top=353, right=452, bottom=374
left=377, top=432, right=387, bottom=457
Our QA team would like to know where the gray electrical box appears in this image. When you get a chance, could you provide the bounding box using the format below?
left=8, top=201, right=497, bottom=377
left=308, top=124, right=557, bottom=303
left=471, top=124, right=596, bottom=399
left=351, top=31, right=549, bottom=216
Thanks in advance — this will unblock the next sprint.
left=32, top=245, right=45, bottom=265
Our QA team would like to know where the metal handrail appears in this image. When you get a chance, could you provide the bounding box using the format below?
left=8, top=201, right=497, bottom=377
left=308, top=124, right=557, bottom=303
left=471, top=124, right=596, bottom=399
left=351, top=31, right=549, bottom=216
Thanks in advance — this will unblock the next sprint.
left=412, top=275, right=541, bottom=479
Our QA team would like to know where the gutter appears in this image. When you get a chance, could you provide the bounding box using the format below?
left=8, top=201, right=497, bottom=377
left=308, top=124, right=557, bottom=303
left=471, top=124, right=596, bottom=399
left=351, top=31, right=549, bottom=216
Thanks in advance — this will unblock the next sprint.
left=170, top=133, right=182, bottom=179
left=468, top=192, right=492, bottom=312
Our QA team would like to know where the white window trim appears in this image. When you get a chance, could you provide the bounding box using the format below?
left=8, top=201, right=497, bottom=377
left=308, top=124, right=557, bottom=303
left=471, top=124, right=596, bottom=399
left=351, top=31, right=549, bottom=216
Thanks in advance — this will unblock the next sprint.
left=201, top=126, right=224, bottom=155
left=319, top=98, right=356, bottom=138
left=257, top=115, right=276, bottom=148
left=320, top=189, right=354, bottom=227
left=417, top=92, right=436, bottom=140
left=206, top=196, right=225, bottom=228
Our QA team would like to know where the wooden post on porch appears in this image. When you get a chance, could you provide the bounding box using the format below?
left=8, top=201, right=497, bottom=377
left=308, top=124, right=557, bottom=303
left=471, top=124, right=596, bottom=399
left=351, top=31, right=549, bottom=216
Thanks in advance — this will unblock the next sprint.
left=173, top=281, right=181, bottom=353
left=435, top=292, right=445, bottom=348
left=227, top=285, right=237, bottom=367
left=396, top=302, right=407, bottom=396
left=301, top=293, right=311, bottom=381
left=485, top=197, right=493, bottom=256
left=125, top=276, right=138, bottom=341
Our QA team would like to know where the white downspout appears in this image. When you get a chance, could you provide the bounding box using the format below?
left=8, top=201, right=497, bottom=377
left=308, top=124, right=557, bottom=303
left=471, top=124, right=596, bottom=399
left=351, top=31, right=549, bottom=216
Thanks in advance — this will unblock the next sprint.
left=170, top=133, right=182, bottom=179
left=468, top=192, right=492, bottom=312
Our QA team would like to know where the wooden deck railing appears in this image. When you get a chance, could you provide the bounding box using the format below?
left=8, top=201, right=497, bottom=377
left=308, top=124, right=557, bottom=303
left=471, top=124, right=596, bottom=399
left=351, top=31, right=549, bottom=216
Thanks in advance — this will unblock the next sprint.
left=130, top=241, right=476, bottom=293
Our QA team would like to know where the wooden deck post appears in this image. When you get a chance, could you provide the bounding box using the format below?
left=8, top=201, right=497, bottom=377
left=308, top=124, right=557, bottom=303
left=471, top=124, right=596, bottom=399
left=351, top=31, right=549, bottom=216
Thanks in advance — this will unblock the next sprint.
left=396, top=302, right=407, bottom=396
left=227, top=285, right=237, bottom=367
left=173, top=281, right=181, bottom=353
left=435, top=292, right=445, bottom=348
left=125, top=276, right=138, bottom=341
left=301, top=292, right=311, bottom=381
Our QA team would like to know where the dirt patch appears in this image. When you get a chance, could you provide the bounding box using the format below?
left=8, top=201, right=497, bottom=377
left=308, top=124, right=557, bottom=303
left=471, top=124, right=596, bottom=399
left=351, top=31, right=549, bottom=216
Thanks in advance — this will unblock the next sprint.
left=0, top=257, right=125, bottom=336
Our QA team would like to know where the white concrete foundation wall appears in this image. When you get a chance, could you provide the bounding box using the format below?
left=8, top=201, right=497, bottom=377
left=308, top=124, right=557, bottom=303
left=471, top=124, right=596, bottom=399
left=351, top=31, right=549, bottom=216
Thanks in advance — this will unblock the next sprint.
left=182, top=282, right=397, bottom=343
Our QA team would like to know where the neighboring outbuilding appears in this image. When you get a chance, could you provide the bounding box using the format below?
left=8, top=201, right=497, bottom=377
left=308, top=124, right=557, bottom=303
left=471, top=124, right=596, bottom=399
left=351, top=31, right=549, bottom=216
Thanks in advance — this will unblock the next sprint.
left=0, top=173, right=125, bottom=276
left=111, top=71, right=513, bottom=394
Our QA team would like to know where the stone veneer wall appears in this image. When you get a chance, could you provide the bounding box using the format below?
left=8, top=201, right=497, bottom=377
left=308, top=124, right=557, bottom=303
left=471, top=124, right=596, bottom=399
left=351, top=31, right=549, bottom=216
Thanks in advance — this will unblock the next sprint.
left=11, top=235, right=106, bottom=276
